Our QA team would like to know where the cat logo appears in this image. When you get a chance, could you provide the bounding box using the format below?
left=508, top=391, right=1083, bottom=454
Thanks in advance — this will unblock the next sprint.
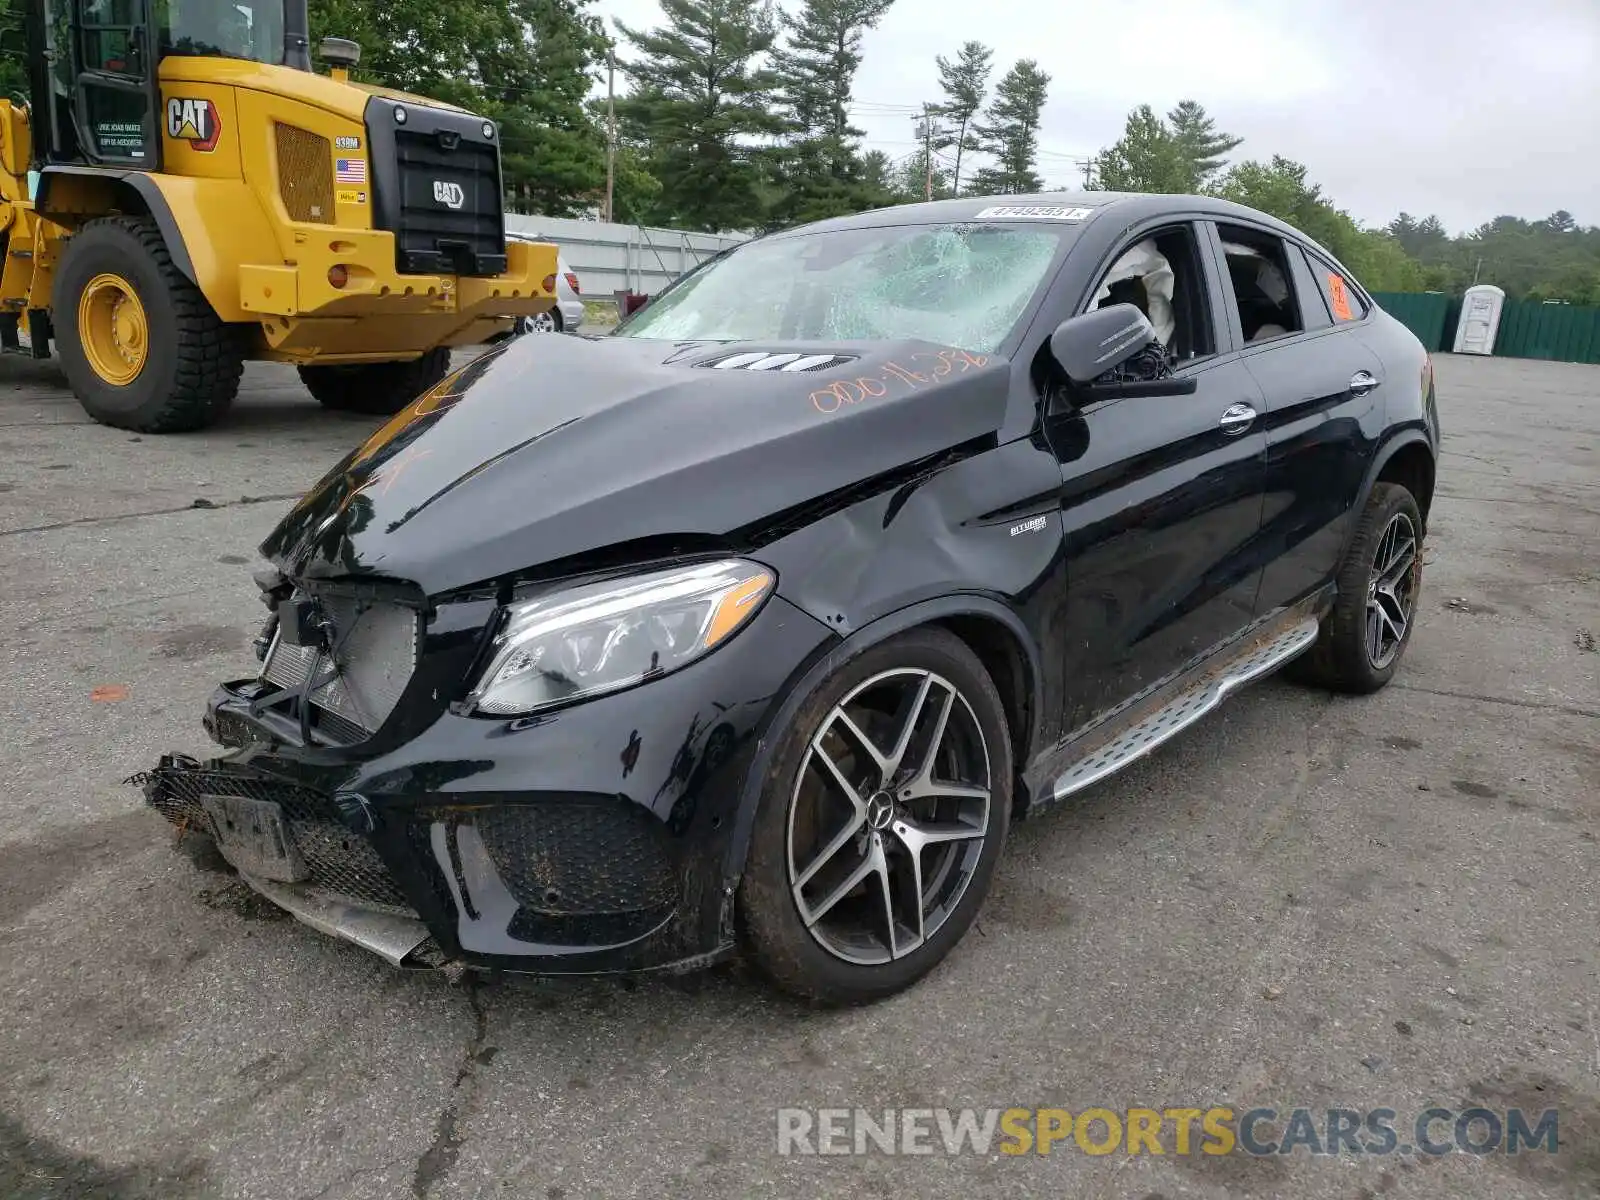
left=165, top=97, right=222, bottom=152
left=432, top=180, right=465, bottom=210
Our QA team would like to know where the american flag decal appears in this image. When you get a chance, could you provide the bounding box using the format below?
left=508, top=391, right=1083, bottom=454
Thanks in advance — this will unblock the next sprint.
left=335, top=158, right=366, bottom=184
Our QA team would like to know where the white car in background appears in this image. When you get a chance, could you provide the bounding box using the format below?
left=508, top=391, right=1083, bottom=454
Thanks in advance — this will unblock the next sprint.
left=505, top=233, right=585, bottom=334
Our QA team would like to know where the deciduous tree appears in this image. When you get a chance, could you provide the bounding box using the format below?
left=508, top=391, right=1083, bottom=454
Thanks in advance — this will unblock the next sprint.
left=0, top=0, right=30, bottom=100
left=307, top=0, right=613, bottom=216
left=1090, top=105, right=1189, bottom=193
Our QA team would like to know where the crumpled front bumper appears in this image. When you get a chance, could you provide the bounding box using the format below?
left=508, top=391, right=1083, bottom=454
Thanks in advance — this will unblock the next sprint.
left=137, top=752, right=440, bottom=968
left=137, top=594, right=836, bottom=977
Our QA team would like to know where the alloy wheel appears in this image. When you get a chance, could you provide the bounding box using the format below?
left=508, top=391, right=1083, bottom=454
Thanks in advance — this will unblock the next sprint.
left=520, top=311, right=559, bottom=335
left=1366, top=511, right=1419, bottom=669
left=787, top=669, right=992, bottom=966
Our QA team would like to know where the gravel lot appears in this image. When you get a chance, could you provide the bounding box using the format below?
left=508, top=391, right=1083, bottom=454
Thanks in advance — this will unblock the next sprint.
left=0, top=349, right=1596, bottom=1199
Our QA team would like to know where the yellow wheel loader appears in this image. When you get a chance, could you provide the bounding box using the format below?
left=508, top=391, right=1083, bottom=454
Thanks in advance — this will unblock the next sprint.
left=0, top=0, right=559, bottom=431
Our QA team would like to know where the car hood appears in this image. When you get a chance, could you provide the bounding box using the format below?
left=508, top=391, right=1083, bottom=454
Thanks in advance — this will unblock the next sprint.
left=261, top=335, right=1011, bottom=595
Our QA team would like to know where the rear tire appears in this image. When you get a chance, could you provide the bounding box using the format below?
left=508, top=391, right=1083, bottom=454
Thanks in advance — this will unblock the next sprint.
left=54, top=216, right=243, bottom=432
left=298, top=347, right=452, bottom=415
left=1292, top=482, right=1424, bottom=694
left=738, top=627, right=1011, bottom=1004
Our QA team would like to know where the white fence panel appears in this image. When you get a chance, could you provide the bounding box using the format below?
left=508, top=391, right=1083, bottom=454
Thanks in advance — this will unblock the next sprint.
left=504, top=215, right=750, bottom=300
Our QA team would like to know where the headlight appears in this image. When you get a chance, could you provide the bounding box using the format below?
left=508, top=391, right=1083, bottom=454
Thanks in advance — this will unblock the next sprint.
left=466, top=559, right=776, bottom=716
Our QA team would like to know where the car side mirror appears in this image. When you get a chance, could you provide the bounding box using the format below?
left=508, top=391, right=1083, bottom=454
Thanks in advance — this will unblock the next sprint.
left=1049, top=303, right=1157, bottom=385
left=1047, top=303, right=1198, bottom=401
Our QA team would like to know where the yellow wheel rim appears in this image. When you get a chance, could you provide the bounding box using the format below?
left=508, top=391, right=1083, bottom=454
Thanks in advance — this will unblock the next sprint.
left=78, top=273, right=149, bottom=385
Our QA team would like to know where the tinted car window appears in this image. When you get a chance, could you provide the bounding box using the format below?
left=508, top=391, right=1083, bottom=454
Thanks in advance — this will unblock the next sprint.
left=617, top=223, right=1070, bottom=353
left=1216, top=225, right=1304, bottom=344
left=1307, top=252, right=1370, bottom=323
left=1286, top=244, right=1334, bottom=330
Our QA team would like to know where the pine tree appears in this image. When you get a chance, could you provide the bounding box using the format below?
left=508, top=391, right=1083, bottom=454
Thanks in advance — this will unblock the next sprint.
left=483, top=0, right=611, bottom=217
left=1166, top=99, right=1240, bottom=190
left=859, top=149, right=895, bottom=198
left=615, top=0, right=782, bottom=232
left=934, top=40, right=992, bottom=195
left=1090, top=105, right=1190, bottom=194
left=894, top=147, right=952, bottom=203
left=768, top=0, right=895, bottom=225
left=969, top=59, right=1049, bottom=196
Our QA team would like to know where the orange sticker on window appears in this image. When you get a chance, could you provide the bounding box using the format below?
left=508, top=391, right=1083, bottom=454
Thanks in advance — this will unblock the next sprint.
left=1327, top=273, right=1354, bottom=321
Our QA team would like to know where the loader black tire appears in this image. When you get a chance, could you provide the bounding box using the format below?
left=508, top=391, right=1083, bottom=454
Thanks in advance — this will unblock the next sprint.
left=298, top=348, right=453, bottom=416
left=54, top=216, right=243, bottom=433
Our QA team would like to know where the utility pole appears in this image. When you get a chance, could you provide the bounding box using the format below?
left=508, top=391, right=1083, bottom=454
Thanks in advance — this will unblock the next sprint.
left=913, top=104, right=950, bottom=201
left=604, top=42, right=618, bottom=224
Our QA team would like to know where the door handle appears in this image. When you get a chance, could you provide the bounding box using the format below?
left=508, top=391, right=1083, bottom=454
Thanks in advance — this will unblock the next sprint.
left=1218, top=402, right=1257, bottom=435
left=1349, top=370, right=1380, bottom=396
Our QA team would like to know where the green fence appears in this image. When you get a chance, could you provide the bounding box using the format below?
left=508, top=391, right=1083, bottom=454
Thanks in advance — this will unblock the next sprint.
left=1370, top=292, right=1451, bottom=351
left=1493, top=300, right=1600, bottom=364
left=1371, top=292, right=1600, bottom=364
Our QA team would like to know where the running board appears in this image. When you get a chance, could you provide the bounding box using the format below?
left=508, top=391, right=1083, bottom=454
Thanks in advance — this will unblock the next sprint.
left=1050, top=617, right=1320, bottom=801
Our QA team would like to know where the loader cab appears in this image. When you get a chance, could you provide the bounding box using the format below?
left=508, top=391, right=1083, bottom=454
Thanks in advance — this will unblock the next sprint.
left=24, top=0, right=311, bottom=170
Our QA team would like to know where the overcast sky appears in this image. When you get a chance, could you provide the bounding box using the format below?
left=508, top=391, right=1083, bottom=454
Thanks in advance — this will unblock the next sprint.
left=598, top=0, right=1600, bottom=234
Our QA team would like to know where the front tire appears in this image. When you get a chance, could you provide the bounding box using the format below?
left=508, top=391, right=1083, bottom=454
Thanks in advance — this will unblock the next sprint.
left=1293, top=482, right=1424, bottom=694
left=738, top=628, right=1011, bottom=1004
left=298, top=347, right=452, bottom=415
left=54, top=216, right=243, bottom=432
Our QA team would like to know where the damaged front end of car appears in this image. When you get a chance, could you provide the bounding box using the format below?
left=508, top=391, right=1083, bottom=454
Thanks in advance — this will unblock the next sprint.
left=134, top=329, right=1012, bottom=977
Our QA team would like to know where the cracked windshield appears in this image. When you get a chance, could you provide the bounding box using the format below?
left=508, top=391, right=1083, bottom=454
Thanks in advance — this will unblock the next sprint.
left=617, top=223, right=1066, bottom=352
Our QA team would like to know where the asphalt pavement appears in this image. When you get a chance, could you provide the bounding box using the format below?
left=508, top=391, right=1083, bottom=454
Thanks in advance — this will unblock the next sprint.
left=0, top=348, right=1596, bottom=1199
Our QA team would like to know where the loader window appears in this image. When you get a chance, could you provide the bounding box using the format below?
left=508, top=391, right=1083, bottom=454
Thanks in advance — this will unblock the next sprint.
left=158, top=0, right=285, bottom=64
left=76, top=0, right=156, bottom=162
left=85, top=88, right=151, bottom=159
left=81, top=0, right=144, bottom=75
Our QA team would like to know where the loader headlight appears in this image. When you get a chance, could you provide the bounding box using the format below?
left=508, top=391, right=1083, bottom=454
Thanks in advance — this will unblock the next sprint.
left=482, top=121, right=495, bottom=139
left=393, top=105, right=408, bottom=124
left=466, top=560, right=776, bottom=717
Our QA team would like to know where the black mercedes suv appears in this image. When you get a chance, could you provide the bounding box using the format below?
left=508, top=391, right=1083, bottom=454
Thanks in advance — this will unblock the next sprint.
left=140, top=192, right=1441, bottom=1004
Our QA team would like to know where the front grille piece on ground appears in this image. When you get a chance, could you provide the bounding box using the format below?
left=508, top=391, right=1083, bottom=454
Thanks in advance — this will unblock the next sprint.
left=261, top=597, right=419, bottom=740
